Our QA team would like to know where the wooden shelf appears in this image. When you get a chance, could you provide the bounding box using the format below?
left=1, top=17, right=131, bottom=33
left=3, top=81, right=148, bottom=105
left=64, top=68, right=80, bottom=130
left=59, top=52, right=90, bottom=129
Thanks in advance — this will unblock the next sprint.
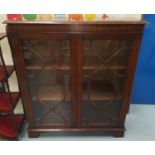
left=0, top=66, right=14, bottom=81
left=31, top=85, right=121, bottom=101
left=32, top=85, right=70, bottom=101
left=0, top=92, right=20, bottom=113
left=82, top=82, right=122, bottom=101
left=26, top=64, right=126, bottom=71
left=0, top=114, right=24, bottom=139
left=26, top=64, right=70, bottom=70
left=85, top=87, right=121, bottom=101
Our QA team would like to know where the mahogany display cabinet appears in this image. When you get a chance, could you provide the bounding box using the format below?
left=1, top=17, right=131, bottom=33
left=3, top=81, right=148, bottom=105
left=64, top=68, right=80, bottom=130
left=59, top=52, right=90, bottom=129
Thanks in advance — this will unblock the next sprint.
left=4, top=20, right=146, bottom=137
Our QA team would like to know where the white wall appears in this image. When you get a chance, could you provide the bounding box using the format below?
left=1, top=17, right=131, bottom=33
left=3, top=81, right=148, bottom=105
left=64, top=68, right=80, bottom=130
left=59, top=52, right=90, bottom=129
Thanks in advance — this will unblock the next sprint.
left=0, top=14, right=19, bottom=92
left=0, top=14, right=23, bottom=114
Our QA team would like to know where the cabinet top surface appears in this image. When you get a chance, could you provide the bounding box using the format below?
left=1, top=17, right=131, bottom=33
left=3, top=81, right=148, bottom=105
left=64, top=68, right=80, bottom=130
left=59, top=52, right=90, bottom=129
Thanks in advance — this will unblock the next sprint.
left=4, top=20, right=147, bottom=25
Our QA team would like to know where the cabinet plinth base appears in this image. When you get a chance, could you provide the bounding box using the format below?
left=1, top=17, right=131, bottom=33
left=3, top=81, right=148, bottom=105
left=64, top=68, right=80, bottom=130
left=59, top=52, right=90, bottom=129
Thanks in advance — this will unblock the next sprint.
left=28, top=132, right=40, bottom=138
left=113, top=131, right=124, bottom=137
left=28, top=127, right=125, bottom=138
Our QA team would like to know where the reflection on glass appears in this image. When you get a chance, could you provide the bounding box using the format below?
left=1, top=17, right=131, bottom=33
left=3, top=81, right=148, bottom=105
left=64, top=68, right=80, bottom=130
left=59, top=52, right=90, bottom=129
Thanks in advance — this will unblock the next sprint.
left=82, top=40, right=130, bottom=126
left=22, top=40, right=71, bottom=126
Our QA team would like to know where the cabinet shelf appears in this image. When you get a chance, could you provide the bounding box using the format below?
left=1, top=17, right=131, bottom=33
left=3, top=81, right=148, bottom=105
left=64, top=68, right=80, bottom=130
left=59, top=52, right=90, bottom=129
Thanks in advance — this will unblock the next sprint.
left=26, top=64, right=126, bottom=71
left=31, top=85, right=121, bottom=102
left=0, top=92, right=20, bottom=113
left=0, top=114, right=24, bottom=139
left=0, top=66, right=14, bottom=81
left=86, top=89, right=121, bottom=101
left=26, top=64, right=70, bottom=70
left=32, top=85, right=70, bottom=101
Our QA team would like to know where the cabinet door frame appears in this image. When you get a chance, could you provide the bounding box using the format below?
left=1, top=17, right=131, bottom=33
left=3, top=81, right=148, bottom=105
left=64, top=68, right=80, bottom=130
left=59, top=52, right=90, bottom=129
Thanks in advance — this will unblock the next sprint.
left=78, top=32, right=143, bottom=128
left=70, top=34, right=83, bottom=127
left=8, top=32, right=77, bottom=128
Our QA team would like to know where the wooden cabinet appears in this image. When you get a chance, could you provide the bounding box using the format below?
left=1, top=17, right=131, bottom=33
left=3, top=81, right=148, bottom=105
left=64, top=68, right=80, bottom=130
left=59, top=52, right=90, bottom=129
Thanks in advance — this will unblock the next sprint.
left=5, top=21, right=146, bottom=137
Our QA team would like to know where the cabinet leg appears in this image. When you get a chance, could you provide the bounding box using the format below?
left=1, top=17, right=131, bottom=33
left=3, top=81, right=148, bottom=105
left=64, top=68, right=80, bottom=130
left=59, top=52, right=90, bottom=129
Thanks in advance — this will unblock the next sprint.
left=12, top=137, right=18, bottom=141
left=28, top=132, right=40, bottom=138
left=126, top=106, right=130, bottom=114
left=113, top=131, right=124, bottom=137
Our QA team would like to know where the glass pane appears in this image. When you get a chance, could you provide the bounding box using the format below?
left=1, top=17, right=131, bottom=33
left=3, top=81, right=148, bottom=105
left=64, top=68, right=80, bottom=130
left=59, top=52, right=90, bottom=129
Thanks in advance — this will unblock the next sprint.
left=82, top=40, right=130, bottom=126
left=21, top=39, right=71, bottom=127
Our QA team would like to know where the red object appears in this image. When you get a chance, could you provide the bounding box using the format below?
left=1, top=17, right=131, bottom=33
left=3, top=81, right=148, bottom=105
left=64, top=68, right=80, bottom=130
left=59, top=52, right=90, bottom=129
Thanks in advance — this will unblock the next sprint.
left=0, top=66, right=14, bottom=81
left=0, top=67, right=5, bottom=80
left=0, top=93, right=20, bottom=112
left=7, top=14, right=22, bottom=21
left=69, top=14, right=83, bottom=21
left=0, top=115, right=24, bottom=139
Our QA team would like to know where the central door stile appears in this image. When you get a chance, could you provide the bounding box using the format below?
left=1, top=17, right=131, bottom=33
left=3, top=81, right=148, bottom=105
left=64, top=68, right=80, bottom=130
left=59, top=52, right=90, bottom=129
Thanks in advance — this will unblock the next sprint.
left=70, top=34, right=83, bottom=127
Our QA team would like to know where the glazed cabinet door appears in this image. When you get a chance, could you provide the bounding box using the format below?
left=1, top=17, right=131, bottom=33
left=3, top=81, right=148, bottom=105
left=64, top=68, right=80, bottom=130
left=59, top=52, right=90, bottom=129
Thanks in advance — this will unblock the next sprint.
left=18, top=34, right=73, bottom=127
left=81, top=35, right=132, bottom=127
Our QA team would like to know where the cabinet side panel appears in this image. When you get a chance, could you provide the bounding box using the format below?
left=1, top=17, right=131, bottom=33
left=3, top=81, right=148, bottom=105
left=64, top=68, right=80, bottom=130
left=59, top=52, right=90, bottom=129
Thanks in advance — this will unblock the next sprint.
left=119, top=34, right=144, bottom=126
left=7, top=32, right=34, bottom=127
